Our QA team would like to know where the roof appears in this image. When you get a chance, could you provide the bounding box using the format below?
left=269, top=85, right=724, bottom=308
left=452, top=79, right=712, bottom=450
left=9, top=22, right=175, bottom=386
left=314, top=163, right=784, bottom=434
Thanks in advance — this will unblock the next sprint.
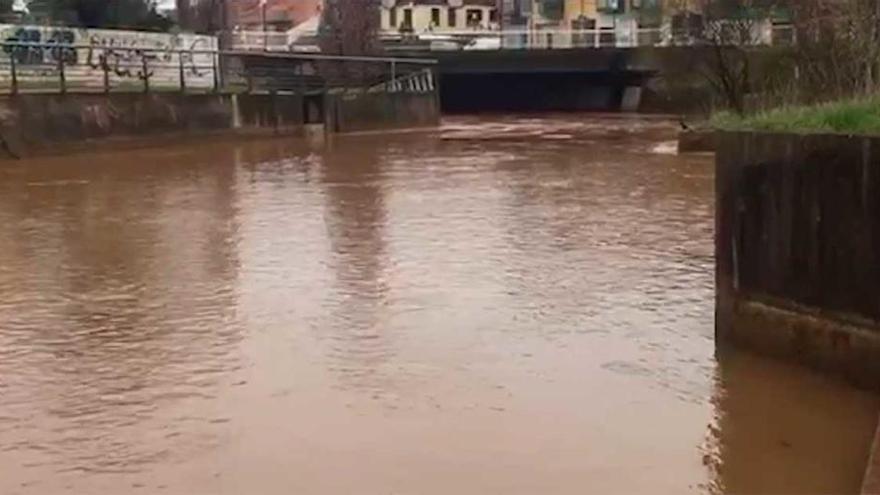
left=230, top=0, right=322, bottom=27
left=391, top=0, right=498, bottom=6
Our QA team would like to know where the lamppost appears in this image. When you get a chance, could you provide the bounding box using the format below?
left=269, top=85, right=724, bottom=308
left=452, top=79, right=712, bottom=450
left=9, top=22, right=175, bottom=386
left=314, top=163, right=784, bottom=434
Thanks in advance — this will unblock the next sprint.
left=499, top=0, right=504, bottom=31
left=261, top=0, right=268, bottom=51
left=220, top=0, right=228, bottom=32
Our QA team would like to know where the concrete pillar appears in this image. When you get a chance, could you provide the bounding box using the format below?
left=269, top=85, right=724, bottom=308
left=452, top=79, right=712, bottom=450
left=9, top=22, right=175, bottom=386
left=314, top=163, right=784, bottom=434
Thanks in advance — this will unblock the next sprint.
left=231, top=93, right=241, bottom=129
left=620, top=87, right=642, bottom=112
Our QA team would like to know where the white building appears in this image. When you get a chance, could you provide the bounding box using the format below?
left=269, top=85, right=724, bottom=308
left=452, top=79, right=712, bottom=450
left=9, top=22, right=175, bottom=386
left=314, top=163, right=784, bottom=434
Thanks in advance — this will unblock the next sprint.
left=380, top=0, right=499, bottom=34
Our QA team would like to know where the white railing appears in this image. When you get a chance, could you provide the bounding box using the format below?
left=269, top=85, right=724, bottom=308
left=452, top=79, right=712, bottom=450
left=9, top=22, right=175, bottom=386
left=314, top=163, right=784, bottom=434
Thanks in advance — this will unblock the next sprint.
left=224, top=30, right=319, bottom=53
left=369, top=68, right=434, bottom=94
left=0, top=25, right=219, bottom=93
left=392, top=23, right=796, bottom=51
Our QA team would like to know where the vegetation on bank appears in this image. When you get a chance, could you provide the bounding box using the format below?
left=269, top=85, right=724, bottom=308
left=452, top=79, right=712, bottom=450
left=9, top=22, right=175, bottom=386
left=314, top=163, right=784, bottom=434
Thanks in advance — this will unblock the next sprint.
left=5, top=0, right=172, bottom=31
left=712, top=97, right=880, bottom=134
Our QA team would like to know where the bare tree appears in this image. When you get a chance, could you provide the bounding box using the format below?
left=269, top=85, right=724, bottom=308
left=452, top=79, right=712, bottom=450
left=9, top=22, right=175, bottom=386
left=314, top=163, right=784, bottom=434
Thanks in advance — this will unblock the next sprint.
left=177, top=0, right=227, bottom=33
left=788, top=0, right=880, bottom=101
left=29, top=0, right=172, bottom=30
left=319, top=0, right=382, bottom=86
left=672, top=0, right=781, bottom=114
left=319, top=0, right=381, bottom=56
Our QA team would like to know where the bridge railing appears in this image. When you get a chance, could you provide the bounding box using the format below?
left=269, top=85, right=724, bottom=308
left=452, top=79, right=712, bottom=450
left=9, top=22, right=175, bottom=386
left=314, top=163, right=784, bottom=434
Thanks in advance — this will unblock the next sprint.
left=223, top=30, right=317, bottom=53
left=383, top=24, right=796, bottom=51
left=0, top=40, right=436, bottom=96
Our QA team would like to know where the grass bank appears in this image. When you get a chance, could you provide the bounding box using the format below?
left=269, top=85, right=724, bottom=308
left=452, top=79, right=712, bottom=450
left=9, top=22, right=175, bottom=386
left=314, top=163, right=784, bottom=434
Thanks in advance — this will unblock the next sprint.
left=712, top=97, right=880, bottom=135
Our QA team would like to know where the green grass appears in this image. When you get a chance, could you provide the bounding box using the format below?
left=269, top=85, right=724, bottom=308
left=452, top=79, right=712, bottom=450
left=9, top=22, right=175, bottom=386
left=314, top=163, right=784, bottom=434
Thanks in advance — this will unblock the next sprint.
left=712, top=96, right=880, bottom=135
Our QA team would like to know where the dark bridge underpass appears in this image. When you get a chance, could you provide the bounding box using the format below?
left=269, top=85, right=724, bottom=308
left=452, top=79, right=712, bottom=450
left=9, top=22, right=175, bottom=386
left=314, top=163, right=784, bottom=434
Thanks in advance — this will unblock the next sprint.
left=395, top=47, right=659, bottom=113
left=439, top=70, right=649, bottom=113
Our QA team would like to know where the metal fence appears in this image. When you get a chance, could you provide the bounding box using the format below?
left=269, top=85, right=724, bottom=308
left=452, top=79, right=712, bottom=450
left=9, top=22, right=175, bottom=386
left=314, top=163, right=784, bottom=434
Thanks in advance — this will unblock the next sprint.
left=224, top=51, right=436, bottom=96
left=0, top=40, right=436, bottom=96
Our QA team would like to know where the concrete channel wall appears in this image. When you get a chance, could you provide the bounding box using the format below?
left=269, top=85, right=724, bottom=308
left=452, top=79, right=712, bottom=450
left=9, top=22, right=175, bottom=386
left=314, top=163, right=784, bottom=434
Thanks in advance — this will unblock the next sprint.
left=0, top=93, right=303, bottom=157
left=716, top=131, right=880, bottom=389
left=325, top=91, right=440, bottom=133
left=0, top=90, right=439, bottom=158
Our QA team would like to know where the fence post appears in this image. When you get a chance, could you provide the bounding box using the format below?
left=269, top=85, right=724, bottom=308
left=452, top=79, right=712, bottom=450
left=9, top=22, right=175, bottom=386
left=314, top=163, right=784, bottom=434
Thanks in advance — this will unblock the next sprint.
left=213, top=52, right=220, bottom=93
left=390, top=60, right=396, bottom=92
left=142, top=55, right=150, bottom=93
left=10, top=50, right=17, bottom=95
left=179, top=52, right=186, bottom=93
left=102, top=51, right=110, bottom=94
left=58, top=55, right=66, bottom=94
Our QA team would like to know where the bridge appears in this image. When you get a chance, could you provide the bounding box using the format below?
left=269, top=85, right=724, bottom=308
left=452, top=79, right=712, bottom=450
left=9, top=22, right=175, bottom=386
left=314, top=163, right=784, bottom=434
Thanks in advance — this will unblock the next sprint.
left=409, top=47, right=657, bottom=112
left=226, top=23, right=794, bottom=113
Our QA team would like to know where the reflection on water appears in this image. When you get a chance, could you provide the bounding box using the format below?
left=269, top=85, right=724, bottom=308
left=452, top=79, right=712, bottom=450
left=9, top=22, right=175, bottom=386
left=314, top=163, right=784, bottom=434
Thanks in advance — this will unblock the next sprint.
left=0, top=115, right=876, bottom=494
left=706, top=350, right=878, bottom=495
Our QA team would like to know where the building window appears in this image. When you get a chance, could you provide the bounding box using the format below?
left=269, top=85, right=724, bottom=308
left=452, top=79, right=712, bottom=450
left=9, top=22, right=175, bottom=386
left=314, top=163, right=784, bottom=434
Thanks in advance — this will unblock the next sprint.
left=431, top=7, right=441, bottom=27
left=448, top=8, right=456, bottom=27
left=489, top=9, right=498, bottom=23
left=390, top=7, right=397, bottom=27
left=597, top=0, right=623, bottom=13
left=466, top=9, right=483, bottom=27
left=403, top=8, right=413, bottom=28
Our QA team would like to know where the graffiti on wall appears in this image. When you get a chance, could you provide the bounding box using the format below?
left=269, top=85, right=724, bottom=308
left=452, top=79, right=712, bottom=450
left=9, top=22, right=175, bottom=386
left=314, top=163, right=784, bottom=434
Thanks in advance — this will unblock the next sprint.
left=0, top=25, right=218, bottom=90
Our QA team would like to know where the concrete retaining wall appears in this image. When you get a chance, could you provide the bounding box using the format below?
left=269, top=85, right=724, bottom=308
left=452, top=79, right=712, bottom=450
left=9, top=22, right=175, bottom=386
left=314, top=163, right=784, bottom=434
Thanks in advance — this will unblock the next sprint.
left=234, top=93, right=305, bottom=131
left=0, top=89, right=439, bottom=157
left=716, top=131, right=880, bottom=388
left=0, top=92, right=305, bottom=158
left=325, top=91, right=440, bottom=133
left=678, top=129, right=715, bottom=153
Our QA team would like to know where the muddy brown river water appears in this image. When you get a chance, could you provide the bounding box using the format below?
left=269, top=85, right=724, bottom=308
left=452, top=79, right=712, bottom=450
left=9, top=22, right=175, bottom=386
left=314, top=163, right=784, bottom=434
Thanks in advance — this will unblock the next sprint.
left=0, top=115, right=877, bottom=494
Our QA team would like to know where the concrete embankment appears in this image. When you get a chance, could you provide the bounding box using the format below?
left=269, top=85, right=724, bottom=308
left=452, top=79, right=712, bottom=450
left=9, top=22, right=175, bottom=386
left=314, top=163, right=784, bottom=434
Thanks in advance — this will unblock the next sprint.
left=715, top=131, right=880, bottom=493
left=678, top=129, right=715, bottom=153
left=716, top=131, right=880, bottom=387
left=0, top=90, right=439, bottom=158
left=324, top=91, right=440, bottom=133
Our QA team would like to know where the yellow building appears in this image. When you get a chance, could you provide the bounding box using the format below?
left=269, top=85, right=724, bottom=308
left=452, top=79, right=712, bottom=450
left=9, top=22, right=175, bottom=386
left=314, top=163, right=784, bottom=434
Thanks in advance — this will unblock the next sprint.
left=564, top=0, right=598, bottom=27
left=381, top=0, right=499, bottom=34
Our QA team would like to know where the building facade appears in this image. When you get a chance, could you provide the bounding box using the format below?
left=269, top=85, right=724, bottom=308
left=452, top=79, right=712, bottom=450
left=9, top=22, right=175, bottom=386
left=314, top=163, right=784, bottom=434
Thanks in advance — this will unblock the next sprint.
left=504, top=0, right=664, bottom=31
left=229, top=0, right=323, bottom=31
left=499, top=0, right=533, bottom=28
left=380, top=0, right=499, bottom=33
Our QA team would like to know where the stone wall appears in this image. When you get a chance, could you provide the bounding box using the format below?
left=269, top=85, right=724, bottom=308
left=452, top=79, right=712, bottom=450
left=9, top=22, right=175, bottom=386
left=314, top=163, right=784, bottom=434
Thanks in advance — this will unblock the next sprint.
left=325, top=90, right=440, bottom=133
left=716, top=132, right=880, bottom=388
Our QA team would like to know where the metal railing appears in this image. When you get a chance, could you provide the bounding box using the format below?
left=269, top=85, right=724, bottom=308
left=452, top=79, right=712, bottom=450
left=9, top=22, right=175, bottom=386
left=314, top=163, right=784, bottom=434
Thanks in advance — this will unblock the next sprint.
left=368, top=67, right=435, bottom=94
left=0, top=40, right=220, bottom=94
left=225, top=51, right=436, bottom=96
left=0, top=40, right=436, bottom=96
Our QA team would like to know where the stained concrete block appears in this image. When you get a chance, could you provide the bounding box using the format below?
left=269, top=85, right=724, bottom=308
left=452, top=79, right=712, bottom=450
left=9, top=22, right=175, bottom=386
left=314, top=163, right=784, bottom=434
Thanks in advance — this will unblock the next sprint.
left=716, top=131, right=880, bottom=388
